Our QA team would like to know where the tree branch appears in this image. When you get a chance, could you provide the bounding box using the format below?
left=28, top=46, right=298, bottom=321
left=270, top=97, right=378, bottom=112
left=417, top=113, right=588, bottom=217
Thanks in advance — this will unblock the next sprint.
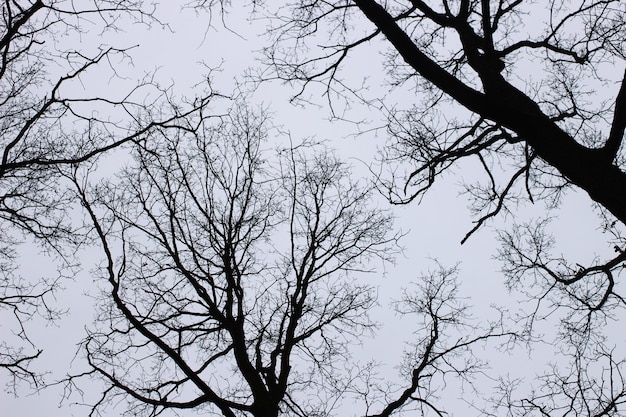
left=604, top=69, right=626, bottom=162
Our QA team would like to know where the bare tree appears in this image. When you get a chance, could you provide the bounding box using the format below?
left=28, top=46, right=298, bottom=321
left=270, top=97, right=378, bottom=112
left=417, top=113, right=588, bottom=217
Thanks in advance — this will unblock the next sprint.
left=0, top=0, right=213, bottom=391
left=254, top=0, right=625, bottom=226
left=357, top=263, right=518, bottom=417
left=4, top=2, right=624, bottom=415
left=189, top=1, right=626, bottom=416
left=64, top=105, right=412, bottom=416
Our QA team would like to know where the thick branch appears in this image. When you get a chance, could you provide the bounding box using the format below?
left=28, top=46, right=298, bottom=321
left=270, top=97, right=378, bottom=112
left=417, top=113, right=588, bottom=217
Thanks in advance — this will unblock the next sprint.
left=353, top=0, right=626, bottom=224
left=352, top=0, right=488, bottom=112
left=0, top=0, right=44, bottom=50
left=604, top=69, right=626, bottom=162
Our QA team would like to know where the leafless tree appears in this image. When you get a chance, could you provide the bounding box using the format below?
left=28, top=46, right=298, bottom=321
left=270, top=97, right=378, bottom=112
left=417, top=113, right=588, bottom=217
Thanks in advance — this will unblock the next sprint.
left=0, top=0, right=213, bottom=392
left=258, top=1, right=625, bottom=215
left=63, top=105, right=418, bottom=416
left=488, top=343, right=626, bottom=417
left=4, top=1, right=624, bottom=415
left=192, top=1, right=626, bottom=415
left=66, top=103, right=518, bottom=417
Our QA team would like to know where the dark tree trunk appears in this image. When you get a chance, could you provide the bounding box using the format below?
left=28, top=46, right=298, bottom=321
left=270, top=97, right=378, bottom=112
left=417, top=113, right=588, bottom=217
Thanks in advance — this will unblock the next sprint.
left=353, top=0, right=626, bottom=223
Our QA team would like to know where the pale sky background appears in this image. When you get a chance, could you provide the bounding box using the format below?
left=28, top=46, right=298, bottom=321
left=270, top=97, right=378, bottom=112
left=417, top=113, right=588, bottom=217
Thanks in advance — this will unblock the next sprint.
left=1, top=2, right=621, bottom=416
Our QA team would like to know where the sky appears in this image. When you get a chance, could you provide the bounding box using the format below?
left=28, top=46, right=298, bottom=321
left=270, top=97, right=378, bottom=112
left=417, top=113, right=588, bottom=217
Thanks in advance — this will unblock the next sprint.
left=1, top=2, right=623, bottom=416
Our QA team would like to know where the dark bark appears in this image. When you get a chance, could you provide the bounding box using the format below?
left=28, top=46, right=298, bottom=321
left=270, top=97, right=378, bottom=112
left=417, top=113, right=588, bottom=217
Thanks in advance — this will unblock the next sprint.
left=67, top=107, right=399, bottom=416
left=353, top=0, right=626, bottom=224
left=254, top=2, right=626, bottom=413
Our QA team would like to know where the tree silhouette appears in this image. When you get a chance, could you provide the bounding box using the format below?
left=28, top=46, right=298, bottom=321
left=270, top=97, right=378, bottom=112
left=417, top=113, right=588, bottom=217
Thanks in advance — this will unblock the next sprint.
left=66, top=105, right=425, bottom=416
left=228, top=1, right=626, bottom=415
left=3, top=2, right=626, bottom=416
left=0, top=0, right=212, bottom=391
left=260, top=0, right=625, bottom=222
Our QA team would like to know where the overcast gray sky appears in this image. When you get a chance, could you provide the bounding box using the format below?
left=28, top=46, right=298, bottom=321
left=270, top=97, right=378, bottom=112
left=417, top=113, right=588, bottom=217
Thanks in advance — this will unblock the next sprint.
left=2, top=2, right=623, bottom=416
